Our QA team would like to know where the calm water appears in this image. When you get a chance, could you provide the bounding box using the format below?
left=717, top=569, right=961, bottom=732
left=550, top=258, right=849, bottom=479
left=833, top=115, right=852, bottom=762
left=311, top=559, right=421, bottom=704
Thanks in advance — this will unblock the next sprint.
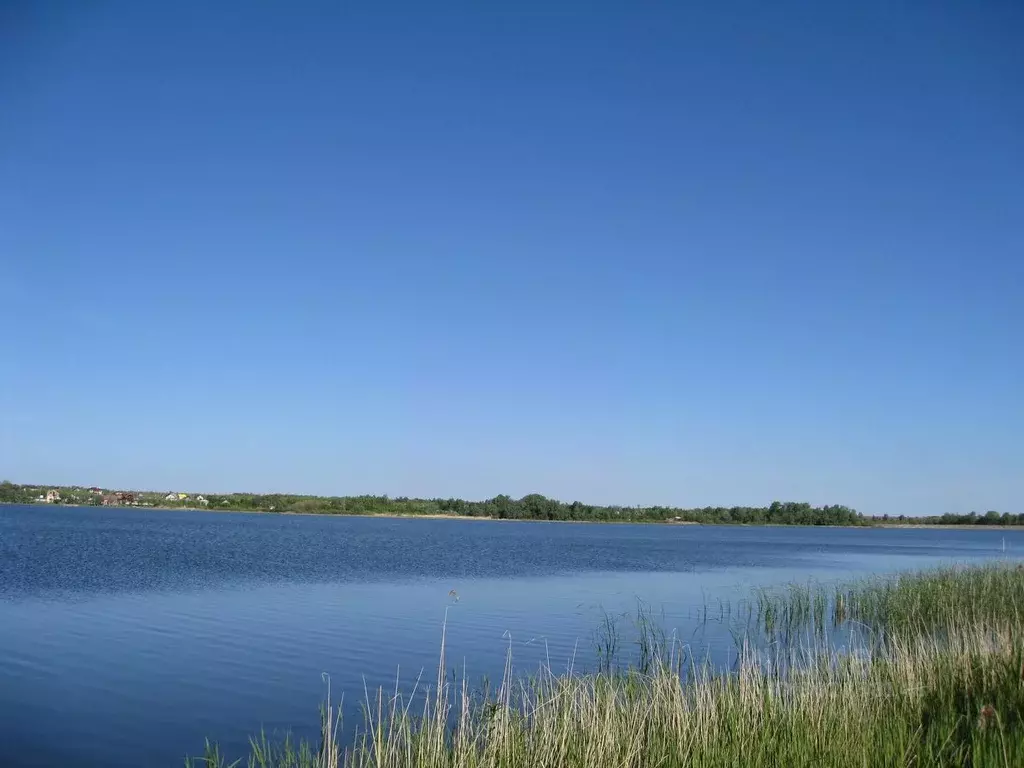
left=1, top=504, right=1021, bottom=767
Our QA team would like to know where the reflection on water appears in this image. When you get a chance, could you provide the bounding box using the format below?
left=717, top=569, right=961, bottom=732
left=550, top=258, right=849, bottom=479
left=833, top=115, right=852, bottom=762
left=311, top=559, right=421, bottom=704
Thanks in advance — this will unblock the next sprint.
left=1, top=504, right=1020, bottom=767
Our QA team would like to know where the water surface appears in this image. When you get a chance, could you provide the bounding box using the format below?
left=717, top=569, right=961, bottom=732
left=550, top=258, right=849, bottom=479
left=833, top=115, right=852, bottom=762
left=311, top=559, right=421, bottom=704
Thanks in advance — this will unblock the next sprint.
left=1, top=504, right=1020, bottom=767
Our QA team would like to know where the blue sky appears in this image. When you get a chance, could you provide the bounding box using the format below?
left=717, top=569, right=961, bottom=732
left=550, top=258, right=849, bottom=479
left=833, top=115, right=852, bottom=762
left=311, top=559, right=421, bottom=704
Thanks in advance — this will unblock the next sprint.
left=2, top=2, right=1021, bottom=515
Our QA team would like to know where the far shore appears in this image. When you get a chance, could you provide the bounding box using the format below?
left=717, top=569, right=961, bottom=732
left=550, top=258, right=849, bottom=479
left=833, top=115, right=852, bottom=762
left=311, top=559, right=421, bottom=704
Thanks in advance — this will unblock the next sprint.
left=2, top=501, right=793, bottom=526
left=875, top=522, right=1021, bottom=530
left=143, top=506, right=706, bottom=525
left=5, top=501, right=1019, bottom=531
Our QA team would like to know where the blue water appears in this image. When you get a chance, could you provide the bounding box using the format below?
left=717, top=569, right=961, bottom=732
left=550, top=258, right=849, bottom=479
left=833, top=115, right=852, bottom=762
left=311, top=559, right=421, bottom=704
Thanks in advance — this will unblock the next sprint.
left=1, top=504, right=1021, bottom=767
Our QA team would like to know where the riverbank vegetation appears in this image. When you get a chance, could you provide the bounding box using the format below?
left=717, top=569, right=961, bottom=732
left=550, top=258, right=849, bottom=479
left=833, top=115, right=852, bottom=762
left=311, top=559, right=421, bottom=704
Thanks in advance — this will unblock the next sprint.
left=1, top=481, right=865, bottom=525
left=873, top=510, right=1024, bottom=527
left=188, top=563, right=1024, bottom=767
left=5, top=481, right=1018, bottom=526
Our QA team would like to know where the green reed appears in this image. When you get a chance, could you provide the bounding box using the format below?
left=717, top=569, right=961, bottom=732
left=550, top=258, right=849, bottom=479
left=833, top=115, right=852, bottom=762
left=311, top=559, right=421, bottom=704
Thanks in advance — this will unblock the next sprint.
left=188, top=563, right=1024, bottom=768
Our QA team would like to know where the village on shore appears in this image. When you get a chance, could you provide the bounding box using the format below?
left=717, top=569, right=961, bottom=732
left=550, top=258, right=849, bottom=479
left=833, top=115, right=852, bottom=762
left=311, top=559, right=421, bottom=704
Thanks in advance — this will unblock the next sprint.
left=13, top=484, right=216, bottom=509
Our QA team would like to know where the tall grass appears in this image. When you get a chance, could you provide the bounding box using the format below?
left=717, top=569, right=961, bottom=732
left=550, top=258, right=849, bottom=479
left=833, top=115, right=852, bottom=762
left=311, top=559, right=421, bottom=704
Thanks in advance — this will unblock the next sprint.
left=834, top=564, right=1024, bottom=641
left=743, top=564, right=1024, bottom=650
left=188, top=563, right=1024, bottom=768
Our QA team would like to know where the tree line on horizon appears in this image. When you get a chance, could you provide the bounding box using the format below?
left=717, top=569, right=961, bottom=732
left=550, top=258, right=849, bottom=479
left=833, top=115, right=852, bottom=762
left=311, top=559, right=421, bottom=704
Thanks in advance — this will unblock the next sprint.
left=1, top=481, right=1018, bottom=526
left=873, top=510, right=1023, bottom=526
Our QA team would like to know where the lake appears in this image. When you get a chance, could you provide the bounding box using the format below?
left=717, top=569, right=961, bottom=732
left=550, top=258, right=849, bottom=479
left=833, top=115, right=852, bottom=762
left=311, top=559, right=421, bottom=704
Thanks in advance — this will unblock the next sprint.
left=1, top=504, right=1021, bottom=767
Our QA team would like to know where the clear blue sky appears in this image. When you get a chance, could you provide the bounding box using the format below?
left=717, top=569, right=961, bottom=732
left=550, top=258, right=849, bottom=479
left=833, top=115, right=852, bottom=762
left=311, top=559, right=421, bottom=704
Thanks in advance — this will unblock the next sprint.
left=2, top=2, right=1021, bottom=515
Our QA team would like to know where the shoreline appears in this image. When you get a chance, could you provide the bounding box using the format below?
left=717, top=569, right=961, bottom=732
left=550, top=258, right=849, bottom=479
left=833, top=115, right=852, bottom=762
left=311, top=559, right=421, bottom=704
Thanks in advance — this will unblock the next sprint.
left=4, top=502, right=1019, bottom=530
left=0, top=501, right=800, bottom=526
left=47, top=504, right=707, bottom=525
left=0, top=502, right=915, bottom=529
left=875, top=522, right=1021, bottom=530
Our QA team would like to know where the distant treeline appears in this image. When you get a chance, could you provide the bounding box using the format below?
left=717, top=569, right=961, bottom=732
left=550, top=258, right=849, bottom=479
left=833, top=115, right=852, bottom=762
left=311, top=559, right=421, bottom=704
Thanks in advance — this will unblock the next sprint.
left=2, top=481, right=1017, bottom=526
left=871, top=511, right=1024, bottom=526
left=1, top=481, right=859, bottom=525
left=211, top=494, right=867, bottom=526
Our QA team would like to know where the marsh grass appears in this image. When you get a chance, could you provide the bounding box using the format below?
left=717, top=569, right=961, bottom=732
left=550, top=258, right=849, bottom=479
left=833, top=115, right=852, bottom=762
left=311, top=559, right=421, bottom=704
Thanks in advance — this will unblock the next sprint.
left=188, top=563, right=1024, bottom=768
left=834, top=564, right=1024, bottom=642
